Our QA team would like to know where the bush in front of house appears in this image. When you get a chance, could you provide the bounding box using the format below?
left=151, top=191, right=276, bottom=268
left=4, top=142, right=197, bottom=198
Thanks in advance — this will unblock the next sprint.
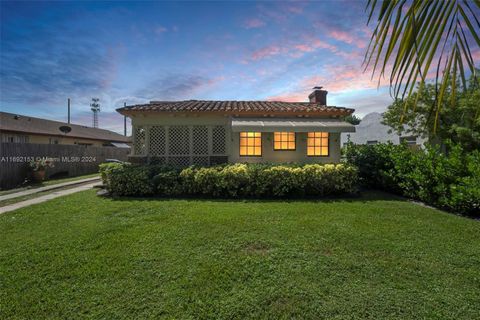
left=99, top=162, right=157, bottom=196
left=343, top=142, right=480, bottom=215
left=99, top=162, right=358, bottom=198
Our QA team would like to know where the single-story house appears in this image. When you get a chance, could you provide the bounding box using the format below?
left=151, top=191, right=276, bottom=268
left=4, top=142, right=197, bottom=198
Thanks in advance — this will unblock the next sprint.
left=117, top=87, right=355, bottom=166
left=0, top=112, right=131, bottom=147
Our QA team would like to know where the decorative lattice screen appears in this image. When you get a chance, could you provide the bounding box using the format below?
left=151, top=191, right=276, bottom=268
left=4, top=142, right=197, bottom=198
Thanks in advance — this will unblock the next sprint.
left=168, top=156, right=191, bottom=167
left=149, top=126, right=166, bottom=155
left=210, top=156, right=228, bottom=165
left=212, top=126, right=226, bottom=154
left=133, top=126, right=146, bottom=155
left=168, top=126, right=190, bottom=155
left=192, top=126, right=209, bottom=155
left=139, top=124, right=228, bottom=166
left=192, top=156, right=209, bottom=166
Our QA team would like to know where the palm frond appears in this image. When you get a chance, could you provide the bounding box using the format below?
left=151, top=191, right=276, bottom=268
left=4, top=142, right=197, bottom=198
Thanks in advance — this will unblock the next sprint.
left=364, top=0, right=480, bottom=133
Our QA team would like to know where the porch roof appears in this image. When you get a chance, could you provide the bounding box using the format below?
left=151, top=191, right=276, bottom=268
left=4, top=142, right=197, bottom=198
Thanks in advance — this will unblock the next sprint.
left=231, top=118, right=356, bottom=133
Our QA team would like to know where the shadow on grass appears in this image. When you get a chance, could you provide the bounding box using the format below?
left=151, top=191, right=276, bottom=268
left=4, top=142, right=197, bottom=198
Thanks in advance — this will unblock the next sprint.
left=105, top=189, right=407, bottom=204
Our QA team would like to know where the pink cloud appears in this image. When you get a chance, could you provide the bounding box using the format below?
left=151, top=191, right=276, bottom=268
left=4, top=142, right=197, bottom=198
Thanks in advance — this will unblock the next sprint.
left=329, top=30, right=367, bottom=48
left=251, top=45, right=284, bottom=60
left=244, top=18, right=266, bottom=29
left=311, top=39, right=338, bottom=51
left=294, top=44, right=315, bottom=53
left=267, top=92, right=309, bottom=102
left=305, top=65, right=382, bottom=92
left=251, top=38, right=340, bottom=61
left=266, top=65, right=385, bottom=103
left=472, top=49, right=480, bottom=62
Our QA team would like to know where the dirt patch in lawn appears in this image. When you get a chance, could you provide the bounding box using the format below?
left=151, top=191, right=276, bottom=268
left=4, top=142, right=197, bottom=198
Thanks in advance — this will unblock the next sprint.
left=242, top=241, right=271, bottom=256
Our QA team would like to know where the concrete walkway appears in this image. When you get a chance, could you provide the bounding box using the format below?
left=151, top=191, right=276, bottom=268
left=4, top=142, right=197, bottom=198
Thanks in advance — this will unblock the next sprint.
left=0, top=181, right=99, bottom=214
left=0, top=176, right=100, bottom=202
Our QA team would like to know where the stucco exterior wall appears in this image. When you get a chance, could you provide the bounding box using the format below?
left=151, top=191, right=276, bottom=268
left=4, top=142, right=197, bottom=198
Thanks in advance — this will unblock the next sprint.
left=132, top=113, right=342, bottom=164
left=230, top=132, right=340, bottom=164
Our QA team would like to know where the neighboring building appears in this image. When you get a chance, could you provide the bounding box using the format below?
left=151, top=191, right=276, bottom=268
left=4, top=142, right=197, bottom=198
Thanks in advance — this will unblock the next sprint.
left=117, top=87, right=355, bottom=166
left=0, top=112, right=131, bottom=147
left=340, top=112, right=426, bottom=147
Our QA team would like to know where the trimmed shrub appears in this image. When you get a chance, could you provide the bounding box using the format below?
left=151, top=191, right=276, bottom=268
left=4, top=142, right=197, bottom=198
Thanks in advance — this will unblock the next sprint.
left=343, top=142, right=480, bottom=215
left=99, top=163, right=155, bottom=196
left=100, top=162, right=358, bottom=199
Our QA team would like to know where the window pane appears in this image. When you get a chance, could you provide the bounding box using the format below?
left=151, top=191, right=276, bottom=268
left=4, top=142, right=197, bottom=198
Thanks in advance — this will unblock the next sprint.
left=274, top=132, right=295, bottom=150
left=307, top=132, right=329, bottom=156
left=240, top=132, right=262, bottom=156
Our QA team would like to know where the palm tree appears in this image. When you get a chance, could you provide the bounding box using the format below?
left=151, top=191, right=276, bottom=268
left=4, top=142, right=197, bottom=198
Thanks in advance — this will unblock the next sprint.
left=364, top=0, right=480, bottom=132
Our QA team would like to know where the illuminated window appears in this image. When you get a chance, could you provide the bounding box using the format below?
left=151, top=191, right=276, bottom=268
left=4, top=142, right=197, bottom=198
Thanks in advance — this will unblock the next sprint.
left=274, top=132, right=295, bottom=150
left=307, top=132, right=329, bottom=156
left=240, top=132, right=262, bottom=156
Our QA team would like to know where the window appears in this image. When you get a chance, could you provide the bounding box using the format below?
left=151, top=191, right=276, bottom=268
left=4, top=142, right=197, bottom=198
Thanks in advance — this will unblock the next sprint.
left=307, top=132, right=329, bottom=156
left=274, top=132, right=295, bottom=150
left=240, top=132, right=261, bottom=156
left=400, top=136, right=417, bottom=145
left=1, top=134, right=29, bottom=143
left=367, top=140, right=378, bottom=145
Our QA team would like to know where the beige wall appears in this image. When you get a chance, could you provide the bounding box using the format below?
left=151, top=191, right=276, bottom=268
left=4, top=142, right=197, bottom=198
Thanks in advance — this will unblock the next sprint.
left=230, top=132, right=341, bottom=164
left=1, top=132, right=108, bottom=147
left=132, top=113, right=342, bottom=164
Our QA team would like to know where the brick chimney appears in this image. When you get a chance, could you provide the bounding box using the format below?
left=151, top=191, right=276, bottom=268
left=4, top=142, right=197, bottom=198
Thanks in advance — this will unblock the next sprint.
left=308, top=86, right=328, bottom=105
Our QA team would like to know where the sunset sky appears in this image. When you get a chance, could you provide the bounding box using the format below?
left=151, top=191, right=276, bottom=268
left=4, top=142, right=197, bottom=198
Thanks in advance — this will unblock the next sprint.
left=1, top=1, right=398, bottom=134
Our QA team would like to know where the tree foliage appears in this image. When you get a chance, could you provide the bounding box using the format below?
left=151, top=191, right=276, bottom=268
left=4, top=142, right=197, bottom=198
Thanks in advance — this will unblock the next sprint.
left=365, top=0, right=480, bottom=132
left=382, top=73, right=480, bottom=151
left=344, top=115, right=362, bottom=125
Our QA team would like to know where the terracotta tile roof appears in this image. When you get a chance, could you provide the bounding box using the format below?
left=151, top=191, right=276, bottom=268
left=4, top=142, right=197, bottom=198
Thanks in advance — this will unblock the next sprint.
left=117, top=100, right=354, bottom=116
left=0, top=112, right=130, bottom=143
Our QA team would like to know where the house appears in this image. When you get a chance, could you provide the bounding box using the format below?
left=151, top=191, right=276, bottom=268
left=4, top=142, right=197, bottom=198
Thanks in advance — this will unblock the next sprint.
left=116, top=87, right=355, bottom=166
left=0, top=111, right=131, bottom=147
left=340, top=112, right=426, bottom=147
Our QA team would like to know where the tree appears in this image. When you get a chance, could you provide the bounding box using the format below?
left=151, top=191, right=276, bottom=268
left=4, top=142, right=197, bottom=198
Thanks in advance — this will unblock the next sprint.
left=344, top=115, right=362, bottom=125
left=382, top=73, right=480, bottom=151
left=365, top=0, right=480, bottom=132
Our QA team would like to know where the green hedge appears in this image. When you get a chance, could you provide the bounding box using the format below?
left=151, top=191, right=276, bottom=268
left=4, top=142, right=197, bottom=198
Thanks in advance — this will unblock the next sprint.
left=100, top=163, right=358, bottom=198
left=343, top=142, right=480, bottom=215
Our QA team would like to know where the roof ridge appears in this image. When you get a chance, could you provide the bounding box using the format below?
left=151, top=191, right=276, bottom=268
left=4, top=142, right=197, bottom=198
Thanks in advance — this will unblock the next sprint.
left=116, top=100, right=355, bottom=116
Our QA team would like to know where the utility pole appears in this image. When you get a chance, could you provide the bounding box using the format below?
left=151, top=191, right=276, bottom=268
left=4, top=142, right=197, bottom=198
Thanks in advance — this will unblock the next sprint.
left=90, top=98, right=100, bottom=128
left=124, top=102, right=127, bottom=136
left=67, top=98, right=71, bottom=124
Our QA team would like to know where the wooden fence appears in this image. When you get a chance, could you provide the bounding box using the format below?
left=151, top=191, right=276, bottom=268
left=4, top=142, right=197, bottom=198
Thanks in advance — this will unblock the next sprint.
left=0, top=143, right=130, bottom=189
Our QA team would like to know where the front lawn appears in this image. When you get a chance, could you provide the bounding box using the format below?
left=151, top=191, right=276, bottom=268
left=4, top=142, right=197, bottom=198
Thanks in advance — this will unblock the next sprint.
left=0, top=191, right=479, bottom=319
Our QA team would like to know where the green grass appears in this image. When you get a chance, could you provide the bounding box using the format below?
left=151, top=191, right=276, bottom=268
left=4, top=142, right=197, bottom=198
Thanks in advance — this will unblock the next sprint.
left=0, top=190, right=479, bottom=319
left=0, top=173, right=99, bottom=196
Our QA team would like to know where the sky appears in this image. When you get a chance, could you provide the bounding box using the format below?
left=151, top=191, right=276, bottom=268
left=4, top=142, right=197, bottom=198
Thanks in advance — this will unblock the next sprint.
left=1, top=1, right=405, bottom=134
